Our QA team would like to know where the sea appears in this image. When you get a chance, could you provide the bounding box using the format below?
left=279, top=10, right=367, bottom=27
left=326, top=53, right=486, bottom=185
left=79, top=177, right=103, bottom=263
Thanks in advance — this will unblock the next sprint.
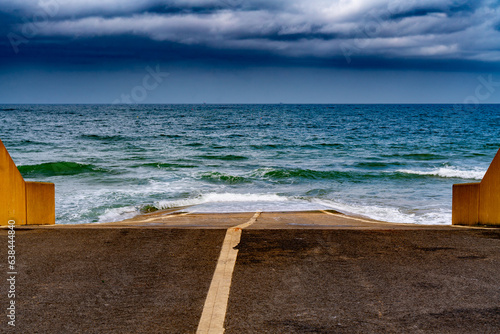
left=1, top=104, right=499, bottom=225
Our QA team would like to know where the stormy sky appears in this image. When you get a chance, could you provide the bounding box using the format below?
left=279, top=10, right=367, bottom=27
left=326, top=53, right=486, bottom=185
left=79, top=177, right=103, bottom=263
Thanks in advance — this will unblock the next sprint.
left=1, top=0, right=499, bottom=103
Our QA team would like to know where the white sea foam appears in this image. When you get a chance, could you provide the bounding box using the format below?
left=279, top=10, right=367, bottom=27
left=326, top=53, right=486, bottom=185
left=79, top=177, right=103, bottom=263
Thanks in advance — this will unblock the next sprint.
left=96, top=193, right=324, bottom=222
left=87, top=186, right=326, bottom=223
left=186, top=200, right=329, bottom=213
left=396, top=167, right=486, bottom=180
left=97, top=206, right=141, bottom=223
left=96, top=192, right=453, bottom=225
left=156, top=192, right=328, bottom=213
left=313, top=199, right=452, bottom=225
left=156, top=192, right=291, bottom=210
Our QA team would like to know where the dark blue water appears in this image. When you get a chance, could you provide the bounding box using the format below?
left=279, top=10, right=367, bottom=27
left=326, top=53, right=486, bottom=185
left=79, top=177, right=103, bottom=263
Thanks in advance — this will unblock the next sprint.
left=1, top=104, right=499, bottom=224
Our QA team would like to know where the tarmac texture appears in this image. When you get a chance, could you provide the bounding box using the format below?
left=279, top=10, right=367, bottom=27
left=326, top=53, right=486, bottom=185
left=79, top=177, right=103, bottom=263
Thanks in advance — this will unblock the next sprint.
left=0, top=210, right=499, bottom=333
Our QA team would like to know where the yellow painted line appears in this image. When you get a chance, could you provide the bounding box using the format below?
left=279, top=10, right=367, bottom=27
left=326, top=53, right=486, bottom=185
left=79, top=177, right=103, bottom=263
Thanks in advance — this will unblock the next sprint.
left=450, top=224, right=500, bottom=230
left=131, top=212, right=190, bottom=223
left=84, top=212, right=190, bottom=225
left=320, top=210, right=383, bottom=224
left=197, top=211, right=261, bottom=334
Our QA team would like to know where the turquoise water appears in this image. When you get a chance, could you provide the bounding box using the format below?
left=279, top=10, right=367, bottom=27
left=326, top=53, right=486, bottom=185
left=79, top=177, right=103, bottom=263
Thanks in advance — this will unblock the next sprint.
left=1, top=104, right=499, bottom=224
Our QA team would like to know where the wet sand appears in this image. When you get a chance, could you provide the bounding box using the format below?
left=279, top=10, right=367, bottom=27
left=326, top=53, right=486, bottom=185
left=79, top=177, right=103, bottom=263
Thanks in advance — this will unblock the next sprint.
left=1, top=210, right=499, bottom=333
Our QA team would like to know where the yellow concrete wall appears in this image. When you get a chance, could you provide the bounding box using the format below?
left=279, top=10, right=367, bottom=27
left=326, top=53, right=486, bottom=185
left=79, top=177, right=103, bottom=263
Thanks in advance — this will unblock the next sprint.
left=478, top=149, right=500, bottom=225
left=0, top=139, right=27, bottom=225
left=453, top=148, right=500, bottom=226
left=26, top=182, right=55, bottom=225
left=452, top=183, right=480, bottom=225
left=1, top=138, right=55, bottom=225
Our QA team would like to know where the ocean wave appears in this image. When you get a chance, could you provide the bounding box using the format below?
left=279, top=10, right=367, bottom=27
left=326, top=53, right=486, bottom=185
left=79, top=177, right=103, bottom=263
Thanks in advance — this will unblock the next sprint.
left=253, top=168, right=360, bottom=180
left=160, top=134, right=183, bottom=138
left=355, top=161, right=404, bottom=168
left=318, top=143, right=344, bottom=147
left=211, top=145, right=235, bottom=150
left=250, top=144, right=284, bottom=149
left=396, top=167, right=486, bottom=180
left=197, top=154, right=248, bottom=161
left=383, top=153, right=446, bottom=160
left=140, top=162, right=197, bottom=169
left=80, top=134, right=129, bottom=141
left=15, top=139, right=53, bottom=146
left=18, top=162, right=108, bottom=177
left=199, top=172, right=249, bottom=184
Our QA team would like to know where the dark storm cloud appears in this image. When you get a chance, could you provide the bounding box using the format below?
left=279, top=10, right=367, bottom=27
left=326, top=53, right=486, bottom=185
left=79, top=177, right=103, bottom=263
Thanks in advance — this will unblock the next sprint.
left=1, top=0, right=499, bottom=69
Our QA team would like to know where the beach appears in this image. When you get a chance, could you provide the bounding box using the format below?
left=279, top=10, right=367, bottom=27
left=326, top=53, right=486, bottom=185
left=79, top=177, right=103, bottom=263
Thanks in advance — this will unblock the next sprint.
left=1, top=210, right=499, bottom=333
